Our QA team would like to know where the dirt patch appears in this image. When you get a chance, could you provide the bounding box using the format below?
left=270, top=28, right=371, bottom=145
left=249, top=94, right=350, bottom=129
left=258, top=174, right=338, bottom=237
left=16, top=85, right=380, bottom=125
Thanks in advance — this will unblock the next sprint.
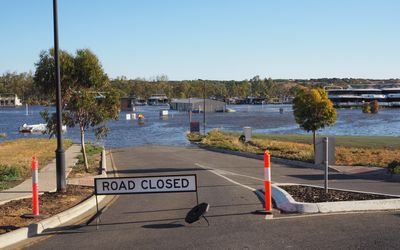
left=0, top=185, right=93, bottom=235
left=279, top=185, right=395, bottom=203
left=69, top=160, right=101, bottom=178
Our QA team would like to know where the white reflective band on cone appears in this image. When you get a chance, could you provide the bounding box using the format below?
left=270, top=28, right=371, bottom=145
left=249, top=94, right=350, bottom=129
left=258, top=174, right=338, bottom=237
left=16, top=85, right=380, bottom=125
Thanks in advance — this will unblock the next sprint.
left=32, top=170, right=38, bottom=184
left=264, top=168, right=271, bottom=181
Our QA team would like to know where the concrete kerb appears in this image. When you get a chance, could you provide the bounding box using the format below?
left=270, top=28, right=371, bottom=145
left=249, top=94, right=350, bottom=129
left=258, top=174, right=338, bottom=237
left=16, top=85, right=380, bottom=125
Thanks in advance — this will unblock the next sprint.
left=0, top=195, right=107, bottom=249
left=270, top=184, right=400, bottom=214
left=0, top=148, right=110, bottom=249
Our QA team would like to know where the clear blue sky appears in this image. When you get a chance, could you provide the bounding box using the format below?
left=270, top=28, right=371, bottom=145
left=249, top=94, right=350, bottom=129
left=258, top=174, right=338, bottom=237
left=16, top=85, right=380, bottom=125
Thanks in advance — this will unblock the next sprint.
left=1, top=0, right=399, bottom=80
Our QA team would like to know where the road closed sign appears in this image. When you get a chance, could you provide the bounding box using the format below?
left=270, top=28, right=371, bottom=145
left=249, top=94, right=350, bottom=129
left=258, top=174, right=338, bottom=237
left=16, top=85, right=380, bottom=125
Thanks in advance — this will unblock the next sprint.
left=95, top=175, right=197, bottom=195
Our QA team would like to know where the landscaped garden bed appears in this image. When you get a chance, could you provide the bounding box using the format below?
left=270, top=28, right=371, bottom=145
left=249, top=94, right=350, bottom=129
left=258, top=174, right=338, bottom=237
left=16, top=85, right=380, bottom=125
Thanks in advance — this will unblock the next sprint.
left=0, top=185, right=93, bottom=235
left=279, top=185, right=396, bottom=203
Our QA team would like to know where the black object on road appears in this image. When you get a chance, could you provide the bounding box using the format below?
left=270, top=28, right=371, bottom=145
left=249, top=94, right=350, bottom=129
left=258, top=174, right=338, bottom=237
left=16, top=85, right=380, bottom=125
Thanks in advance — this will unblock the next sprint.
left=185, top=202, right=210, bottom=225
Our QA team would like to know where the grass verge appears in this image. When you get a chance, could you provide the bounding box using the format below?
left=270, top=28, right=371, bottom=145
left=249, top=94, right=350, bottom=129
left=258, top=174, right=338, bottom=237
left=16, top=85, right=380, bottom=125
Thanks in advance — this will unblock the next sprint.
left=0, top=138, right=72, bottom=191
left=188, top=130, right=400, bottom=169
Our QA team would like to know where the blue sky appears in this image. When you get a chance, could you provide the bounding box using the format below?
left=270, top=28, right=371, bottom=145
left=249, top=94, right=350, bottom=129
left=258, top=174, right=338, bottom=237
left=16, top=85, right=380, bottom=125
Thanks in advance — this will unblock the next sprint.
left=1, top=0, right=399, bottom=80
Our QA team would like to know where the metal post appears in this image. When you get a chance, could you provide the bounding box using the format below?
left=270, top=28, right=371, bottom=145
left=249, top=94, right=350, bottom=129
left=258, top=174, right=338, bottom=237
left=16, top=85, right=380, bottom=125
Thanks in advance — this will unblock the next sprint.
left=95, top=194, right=100, bottom=230
left=324, top=137, right=329, bottom=193
left=53, top=0, right=66, bottom=192
left=189, top=98, right=192, bottom=124
left=203, top=82, right=206, bottom=135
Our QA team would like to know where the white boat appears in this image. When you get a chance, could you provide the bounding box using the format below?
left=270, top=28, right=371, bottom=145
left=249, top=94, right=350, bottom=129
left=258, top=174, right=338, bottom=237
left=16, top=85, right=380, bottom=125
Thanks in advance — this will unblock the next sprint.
left=19, top=123, right=67, bottom=133
left=19, top=123, right=46, bottom=133
left=360, top=94, right=386, bottom=99
left=148, top=94, right=169, bottom=106
left=225, top=108, right=236, bottom=113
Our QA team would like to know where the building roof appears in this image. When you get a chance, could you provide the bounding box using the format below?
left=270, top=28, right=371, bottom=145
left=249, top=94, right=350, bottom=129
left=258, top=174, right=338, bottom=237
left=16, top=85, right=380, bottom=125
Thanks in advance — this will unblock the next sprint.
left=170, top=98, right=225, bottom=104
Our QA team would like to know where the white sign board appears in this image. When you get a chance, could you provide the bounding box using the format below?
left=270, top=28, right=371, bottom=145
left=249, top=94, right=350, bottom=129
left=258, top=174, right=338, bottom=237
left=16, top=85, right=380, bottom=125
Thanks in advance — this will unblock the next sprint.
left=315, top=137, right=336, bottom=165
left=243, top=126, right=252, bottom=142
left=95, top=175, right=197, bottom=195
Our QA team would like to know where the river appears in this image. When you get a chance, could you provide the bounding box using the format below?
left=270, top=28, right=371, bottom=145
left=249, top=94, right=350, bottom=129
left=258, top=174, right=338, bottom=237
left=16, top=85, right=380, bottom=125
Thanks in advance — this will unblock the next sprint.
left=0, top=105, right=399, bottom=148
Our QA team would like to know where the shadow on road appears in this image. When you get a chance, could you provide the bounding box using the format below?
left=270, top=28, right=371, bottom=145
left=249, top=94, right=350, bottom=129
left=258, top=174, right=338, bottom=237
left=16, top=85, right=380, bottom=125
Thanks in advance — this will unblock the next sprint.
left=142, top=222, right=184, bottom=229
left=84, top=211, right=261, bottom=229
left=122, top=202, right=261, bottom=215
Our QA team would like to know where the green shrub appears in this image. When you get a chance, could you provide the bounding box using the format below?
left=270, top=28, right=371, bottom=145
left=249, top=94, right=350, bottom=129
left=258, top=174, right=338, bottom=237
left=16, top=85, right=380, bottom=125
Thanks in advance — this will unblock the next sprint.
left=77, top=155, right=95, bottom=165
left=0, top=165, right=21, bottom=181
left=387, top=160, right=400, bottom=175
left=82, top=143, right=103, bottom=156
left=0, top=133, right=6, bottom=138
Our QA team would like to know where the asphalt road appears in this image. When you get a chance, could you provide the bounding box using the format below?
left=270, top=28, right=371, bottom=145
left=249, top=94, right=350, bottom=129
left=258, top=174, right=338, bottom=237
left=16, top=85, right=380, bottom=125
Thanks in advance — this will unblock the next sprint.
left=26, top=146, right=400, bottom=249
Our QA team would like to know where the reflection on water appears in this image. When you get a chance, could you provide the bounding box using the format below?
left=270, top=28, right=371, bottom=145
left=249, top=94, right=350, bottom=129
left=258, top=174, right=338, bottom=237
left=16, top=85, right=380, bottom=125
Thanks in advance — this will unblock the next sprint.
left=0, top=105, right=399, bottom=148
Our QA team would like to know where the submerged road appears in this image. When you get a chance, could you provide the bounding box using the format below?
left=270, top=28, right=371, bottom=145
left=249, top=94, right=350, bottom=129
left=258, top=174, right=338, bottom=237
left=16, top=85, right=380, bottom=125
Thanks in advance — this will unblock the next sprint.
left=27, top=146, right=400, bottom=249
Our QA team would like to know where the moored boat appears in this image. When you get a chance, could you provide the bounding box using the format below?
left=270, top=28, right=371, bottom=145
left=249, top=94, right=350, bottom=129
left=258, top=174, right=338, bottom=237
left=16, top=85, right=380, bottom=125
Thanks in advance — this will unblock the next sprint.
left=148, top=94, right=169, bottom=106
left=19, top=123, right=67, bottom=133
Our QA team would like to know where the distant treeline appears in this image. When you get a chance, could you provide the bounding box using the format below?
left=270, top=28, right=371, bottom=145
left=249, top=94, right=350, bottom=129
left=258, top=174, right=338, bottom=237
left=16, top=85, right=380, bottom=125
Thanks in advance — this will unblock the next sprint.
left=110, top=76, right=296, bottom=100
left=0, top=71, right=399, bottom=104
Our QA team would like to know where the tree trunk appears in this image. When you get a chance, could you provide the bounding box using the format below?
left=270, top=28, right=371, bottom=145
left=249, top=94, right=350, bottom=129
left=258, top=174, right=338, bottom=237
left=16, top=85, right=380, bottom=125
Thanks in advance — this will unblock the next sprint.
left=313, top=130, right=316, bottom=153
left=80, top=126, right=89, bottom=172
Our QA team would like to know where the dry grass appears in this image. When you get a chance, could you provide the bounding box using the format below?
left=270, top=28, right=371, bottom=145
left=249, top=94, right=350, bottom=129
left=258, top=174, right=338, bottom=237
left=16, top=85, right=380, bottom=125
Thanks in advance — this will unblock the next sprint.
left=0, top=139, right=72, bottom=189
left=250, top=138, right=314, bottom=163
left=336, top=147, right=399, bottom=167
left=201, top=129, right=261, bottom=154
left=191, top=130, right=400, bottom=168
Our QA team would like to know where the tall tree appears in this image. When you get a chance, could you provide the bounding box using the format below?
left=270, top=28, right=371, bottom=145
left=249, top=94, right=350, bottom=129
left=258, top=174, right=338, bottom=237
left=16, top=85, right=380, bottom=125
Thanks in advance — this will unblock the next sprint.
left=33, top=49, right=74, bottom=104
left=292, top=87, right=336, bottom=152
left=35, top=48, right=120, bottom=171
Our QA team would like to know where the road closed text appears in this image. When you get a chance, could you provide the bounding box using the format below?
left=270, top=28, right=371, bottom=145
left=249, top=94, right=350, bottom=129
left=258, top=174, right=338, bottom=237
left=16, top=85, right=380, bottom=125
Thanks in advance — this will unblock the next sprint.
left=95, top=175, right=197, bottom=195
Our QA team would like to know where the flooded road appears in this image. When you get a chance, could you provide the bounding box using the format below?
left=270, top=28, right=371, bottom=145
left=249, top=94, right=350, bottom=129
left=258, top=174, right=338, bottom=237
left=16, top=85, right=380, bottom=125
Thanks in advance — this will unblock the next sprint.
left=0, top=105, right=399, bottom=148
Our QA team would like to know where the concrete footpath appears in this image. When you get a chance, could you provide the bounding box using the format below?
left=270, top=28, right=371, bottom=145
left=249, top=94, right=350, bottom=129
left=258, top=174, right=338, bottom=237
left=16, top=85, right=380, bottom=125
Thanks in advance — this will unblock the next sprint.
left=0, top=145, right=81, bottom=205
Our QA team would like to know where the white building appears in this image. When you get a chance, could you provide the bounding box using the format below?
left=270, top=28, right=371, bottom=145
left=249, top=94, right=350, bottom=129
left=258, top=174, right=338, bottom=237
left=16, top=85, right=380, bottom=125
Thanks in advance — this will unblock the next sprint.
left=0, top=94, right=22, bottom=107
left=170, top=98, right=226, bottom=112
